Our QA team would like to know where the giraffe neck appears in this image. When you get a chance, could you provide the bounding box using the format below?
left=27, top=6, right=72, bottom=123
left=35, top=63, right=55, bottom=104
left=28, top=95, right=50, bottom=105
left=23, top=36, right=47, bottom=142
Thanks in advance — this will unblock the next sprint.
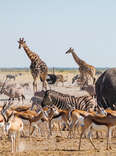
left=22, top=44, right=40, bottom=62
left=71, top=51, right=87, bottom=67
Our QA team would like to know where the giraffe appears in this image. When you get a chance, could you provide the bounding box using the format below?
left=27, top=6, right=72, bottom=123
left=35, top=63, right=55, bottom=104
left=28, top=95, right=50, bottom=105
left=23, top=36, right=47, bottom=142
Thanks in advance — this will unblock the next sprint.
left=18, top=38, right=48, bottom=93
left=65, top=48, right=96, bottom=85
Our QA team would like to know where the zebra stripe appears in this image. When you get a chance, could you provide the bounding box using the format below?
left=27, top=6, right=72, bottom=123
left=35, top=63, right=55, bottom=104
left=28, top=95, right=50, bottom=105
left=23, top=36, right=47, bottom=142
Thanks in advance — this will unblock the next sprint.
left=41, top=90, right=97, bottom=111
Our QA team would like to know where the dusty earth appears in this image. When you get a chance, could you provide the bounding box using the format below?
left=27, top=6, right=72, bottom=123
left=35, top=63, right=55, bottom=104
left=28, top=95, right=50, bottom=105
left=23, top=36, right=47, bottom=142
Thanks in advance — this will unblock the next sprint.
left=0, top=71, right=116, bottom=156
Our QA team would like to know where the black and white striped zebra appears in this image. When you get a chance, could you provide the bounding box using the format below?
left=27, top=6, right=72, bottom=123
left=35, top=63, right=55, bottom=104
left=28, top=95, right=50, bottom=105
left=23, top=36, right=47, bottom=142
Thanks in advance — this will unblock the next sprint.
left=41, top=90, right=98, bottom=112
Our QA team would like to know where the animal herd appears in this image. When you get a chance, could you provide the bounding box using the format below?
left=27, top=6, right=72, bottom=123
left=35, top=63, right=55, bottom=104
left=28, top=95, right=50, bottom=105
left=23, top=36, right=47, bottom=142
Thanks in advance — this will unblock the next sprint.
left=0, top=38, right=116, bottom=153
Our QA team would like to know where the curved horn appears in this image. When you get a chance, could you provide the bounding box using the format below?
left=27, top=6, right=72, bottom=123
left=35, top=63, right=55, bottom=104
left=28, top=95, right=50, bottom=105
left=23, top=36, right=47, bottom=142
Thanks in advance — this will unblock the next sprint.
left=0, top=78, right=8, bottom=94
left=1, top=102, right=7, bottom=122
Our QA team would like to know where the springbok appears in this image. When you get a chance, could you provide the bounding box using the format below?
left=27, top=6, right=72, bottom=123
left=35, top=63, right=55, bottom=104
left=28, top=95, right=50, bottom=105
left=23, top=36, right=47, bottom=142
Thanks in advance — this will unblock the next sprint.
left=14, top=105, right=48, bottom=137
left=38, top=105, right=70, bottom=137
left=76, top=109, right=116, bottom=150
left=1, top=102, right=24, bottom=153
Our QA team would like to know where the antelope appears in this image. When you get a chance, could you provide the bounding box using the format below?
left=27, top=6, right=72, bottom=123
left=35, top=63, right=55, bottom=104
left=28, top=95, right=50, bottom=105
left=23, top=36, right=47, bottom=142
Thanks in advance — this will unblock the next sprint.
left=77, top=109, right=116, bottom=150
left=14, top=105, right=48, bottom=137
left=40, top=105, right=70, bottom=137
left=1, top=102, right=24, bottom=153
left=55, top=74, right=66, bottom=86
left=68, top=106, right=107, bottom=139
left=0, top=78, right=25, bottom=102
left=1, top=102, right=47, bottom=138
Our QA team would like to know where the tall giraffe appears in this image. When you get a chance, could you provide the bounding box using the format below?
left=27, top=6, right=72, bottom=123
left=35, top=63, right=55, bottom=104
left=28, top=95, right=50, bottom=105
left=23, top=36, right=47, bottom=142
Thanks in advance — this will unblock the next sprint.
left=65, top=48, right=96, bottom=85
left=18, top=38, right=48, bottom=93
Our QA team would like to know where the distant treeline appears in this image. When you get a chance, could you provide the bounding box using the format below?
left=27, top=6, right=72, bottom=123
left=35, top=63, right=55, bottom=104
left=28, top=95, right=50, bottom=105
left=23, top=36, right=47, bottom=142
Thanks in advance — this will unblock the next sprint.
left=0, top=67, right=108, bottom=73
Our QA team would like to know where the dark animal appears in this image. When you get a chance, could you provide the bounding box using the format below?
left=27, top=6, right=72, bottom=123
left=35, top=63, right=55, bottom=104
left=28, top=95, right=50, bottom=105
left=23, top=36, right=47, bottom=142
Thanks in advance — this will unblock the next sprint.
left=72, top=74, right=80, bottom=84
left=46, top=74, right=57, bottom=84
left=6, top=74, right=16, bottom=80
left=95, top=68, right=116, bottom=109
left=40, top=74, right=57, bottom=85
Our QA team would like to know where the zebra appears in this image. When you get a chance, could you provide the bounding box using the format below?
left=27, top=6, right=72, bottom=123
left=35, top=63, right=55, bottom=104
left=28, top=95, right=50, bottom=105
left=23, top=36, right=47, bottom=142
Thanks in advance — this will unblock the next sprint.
left=41, top=90, right=99, bottom=112
left=40, top=90, right=104, bottom=137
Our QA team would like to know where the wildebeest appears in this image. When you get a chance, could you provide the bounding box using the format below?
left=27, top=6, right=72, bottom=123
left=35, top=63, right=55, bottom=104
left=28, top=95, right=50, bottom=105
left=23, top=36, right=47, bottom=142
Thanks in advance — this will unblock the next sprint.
left=95, top=68, right=116, bottom=109
left=6, top=74, right=17, bottom=80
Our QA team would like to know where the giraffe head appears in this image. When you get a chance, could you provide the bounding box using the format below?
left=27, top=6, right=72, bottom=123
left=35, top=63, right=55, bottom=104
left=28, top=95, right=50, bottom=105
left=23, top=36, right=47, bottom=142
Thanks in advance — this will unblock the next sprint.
left=17, top=38, right=26, bottom=49
left=65, top=47, right=74, bottom=54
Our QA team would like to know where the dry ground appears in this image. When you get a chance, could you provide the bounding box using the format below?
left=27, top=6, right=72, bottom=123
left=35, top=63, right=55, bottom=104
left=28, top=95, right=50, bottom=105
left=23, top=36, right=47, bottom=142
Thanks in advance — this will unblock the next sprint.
left=0, top=71, right=116, bottom=156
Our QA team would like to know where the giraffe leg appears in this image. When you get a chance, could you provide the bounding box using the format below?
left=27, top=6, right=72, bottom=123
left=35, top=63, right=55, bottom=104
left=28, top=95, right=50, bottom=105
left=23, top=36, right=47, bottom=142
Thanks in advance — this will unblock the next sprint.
left=40, top=74, right=48, bottom=90
left=43, top=80, right=47, bottom=90
left=33, top=77, right=38, bottom=93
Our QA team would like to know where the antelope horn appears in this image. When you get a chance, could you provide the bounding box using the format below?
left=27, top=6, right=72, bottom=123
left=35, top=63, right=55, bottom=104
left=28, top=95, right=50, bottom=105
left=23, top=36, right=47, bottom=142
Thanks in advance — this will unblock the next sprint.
left=1, top=102, right=7, bottom=122
left=1, top=110, right=7, bottom=122
left=0, top=77, right=8, bottom=93
left=2, top=101, right=13, bottom=114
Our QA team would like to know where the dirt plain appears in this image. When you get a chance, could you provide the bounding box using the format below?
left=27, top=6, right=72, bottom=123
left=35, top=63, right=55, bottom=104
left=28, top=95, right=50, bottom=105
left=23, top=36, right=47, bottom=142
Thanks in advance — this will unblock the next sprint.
left=0, top=71, right=116, bottom=156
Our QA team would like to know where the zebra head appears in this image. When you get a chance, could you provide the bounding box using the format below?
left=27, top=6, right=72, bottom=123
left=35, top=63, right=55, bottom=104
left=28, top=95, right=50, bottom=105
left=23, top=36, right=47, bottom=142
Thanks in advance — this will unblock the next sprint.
left=41, top=90, right=52, bottom=107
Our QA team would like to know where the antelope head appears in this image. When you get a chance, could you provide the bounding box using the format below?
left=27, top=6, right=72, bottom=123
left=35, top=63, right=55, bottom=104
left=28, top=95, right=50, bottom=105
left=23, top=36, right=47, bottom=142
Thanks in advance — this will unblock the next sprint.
left=94, top=105, right=107, bottom=116
left=1, top=101, right=13, bottom=123
left=17, top=38, right=26, bottom=49
left=65, top=47, right=74, bottom=54
left=45, top=105, right=59, bottom=117
left=50, top=105, right=59, bottom=116
left=5, top=112, right=14, bottom=134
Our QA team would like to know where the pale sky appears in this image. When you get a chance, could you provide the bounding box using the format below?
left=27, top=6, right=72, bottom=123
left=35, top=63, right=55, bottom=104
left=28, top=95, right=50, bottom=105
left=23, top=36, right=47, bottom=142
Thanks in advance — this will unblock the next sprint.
left=0, top=0, right=116, bottom=68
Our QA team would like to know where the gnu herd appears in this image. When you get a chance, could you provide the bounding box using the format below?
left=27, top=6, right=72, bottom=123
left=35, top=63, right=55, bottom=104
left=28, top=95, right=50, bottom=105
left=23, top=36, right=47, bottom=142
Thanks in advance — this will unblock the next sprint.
left=0, top=38, right=116, bottom=153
